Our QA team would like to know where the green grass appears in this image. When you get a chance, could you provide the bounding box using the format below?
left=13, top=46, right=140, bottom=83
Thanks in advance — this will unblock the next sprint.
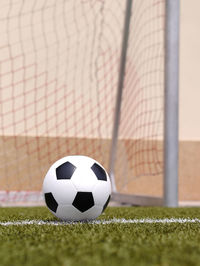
left=0, top=207, right=200, bottom=266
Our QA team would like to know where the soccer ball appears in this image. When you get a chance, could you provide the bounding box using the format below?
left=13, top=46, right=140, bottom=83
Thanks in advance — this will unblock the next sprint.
left=43, top=155, right=111, bottom=221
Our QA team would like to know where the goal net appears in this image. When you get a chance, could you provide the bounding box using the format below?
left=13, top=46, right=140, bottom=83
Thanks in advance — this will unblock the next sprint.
left=0, top=0, right=165, bottom=205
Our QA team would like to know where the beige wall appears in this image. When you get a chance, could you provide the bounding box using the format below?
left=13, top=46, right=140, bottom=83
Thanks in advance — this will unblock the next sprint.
left=0, top=0, right=199, bottom=141
left=0, top=0, right=199, bottom=202
left=180, top=0, right=200, bottom=141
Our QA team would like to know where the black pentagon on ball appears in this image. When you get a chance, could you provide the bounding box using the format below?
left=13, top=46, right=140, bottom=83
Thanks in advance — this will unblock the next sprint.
left=56, top=161, right=76, bottom=180
left=91, top=163, right=107, bottom=181
left=44, top=192, right=58, bottom=213
left=72, top=192, right=94, bottom=212
left=102, top=195, right=111, bottom=213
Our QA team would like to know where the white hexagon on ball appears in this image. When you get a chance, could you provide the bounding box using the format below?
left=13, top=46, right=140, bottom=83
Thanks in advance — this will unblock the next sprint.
left=43, top=155, right=111, bottom=221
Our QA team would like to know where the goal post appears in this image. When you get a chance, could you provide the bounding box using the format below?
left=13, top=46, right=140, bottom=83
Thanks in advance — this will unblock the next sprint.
left=110, top=0, right=179, bottom=207
left=109, top=0, right=133, bottom=193
left=164, top=0, right=179, bottom=207
left=109, top=0, right=164, bottom=206
left=0, top=0, right=179, bottom=206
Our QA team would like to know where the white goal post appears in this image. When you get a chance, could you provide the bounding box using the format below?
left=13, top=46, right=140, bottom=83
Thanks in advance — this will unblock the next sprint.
left=110, top=0, right=179, bottom=207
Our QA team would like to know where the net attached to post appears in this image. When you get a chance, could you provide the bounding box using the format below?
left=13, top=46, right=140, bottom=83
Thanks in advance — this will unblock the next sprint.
left=0, top=0, right=165, bottom=205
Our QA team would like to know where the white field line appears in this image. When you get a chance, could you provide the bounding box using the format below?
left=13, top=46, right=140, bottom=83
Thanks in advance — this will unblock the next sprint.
left=0, top=218, right=200, bottom=226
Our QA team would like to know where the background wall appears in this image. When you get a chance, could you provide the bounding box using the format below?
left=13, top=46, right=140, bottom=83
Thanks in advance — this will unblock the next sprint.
left=180, top=0, right=200, bottom=141
left=178, top=0, right=200, bottom=202
left=0, top=0, right=199, bottom=203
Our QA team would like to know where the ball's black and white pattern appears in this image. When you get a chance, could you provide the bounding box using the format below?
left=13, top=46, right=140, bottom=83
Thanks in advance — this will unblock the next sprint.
left=43, top=155, right=111, bottom=221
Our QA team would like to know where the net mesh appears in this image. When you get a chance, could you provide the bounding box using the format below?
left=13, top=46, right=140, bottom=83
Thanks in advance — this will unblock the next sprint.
left=0, top=0, right=164, bottom=203
left=115, top=0, right=164, bottom=196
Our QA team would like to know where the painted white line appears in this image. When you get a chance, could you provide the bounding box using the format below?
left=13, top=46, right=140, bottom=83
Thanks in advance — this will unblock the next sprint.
left=0, top=218, right=200, bottom=226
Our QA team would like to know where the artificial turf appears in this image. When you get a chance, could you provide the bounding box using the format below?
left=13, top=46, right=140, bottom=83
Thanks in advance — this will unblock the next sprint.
left=0, top=206, right=200, bottom=266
